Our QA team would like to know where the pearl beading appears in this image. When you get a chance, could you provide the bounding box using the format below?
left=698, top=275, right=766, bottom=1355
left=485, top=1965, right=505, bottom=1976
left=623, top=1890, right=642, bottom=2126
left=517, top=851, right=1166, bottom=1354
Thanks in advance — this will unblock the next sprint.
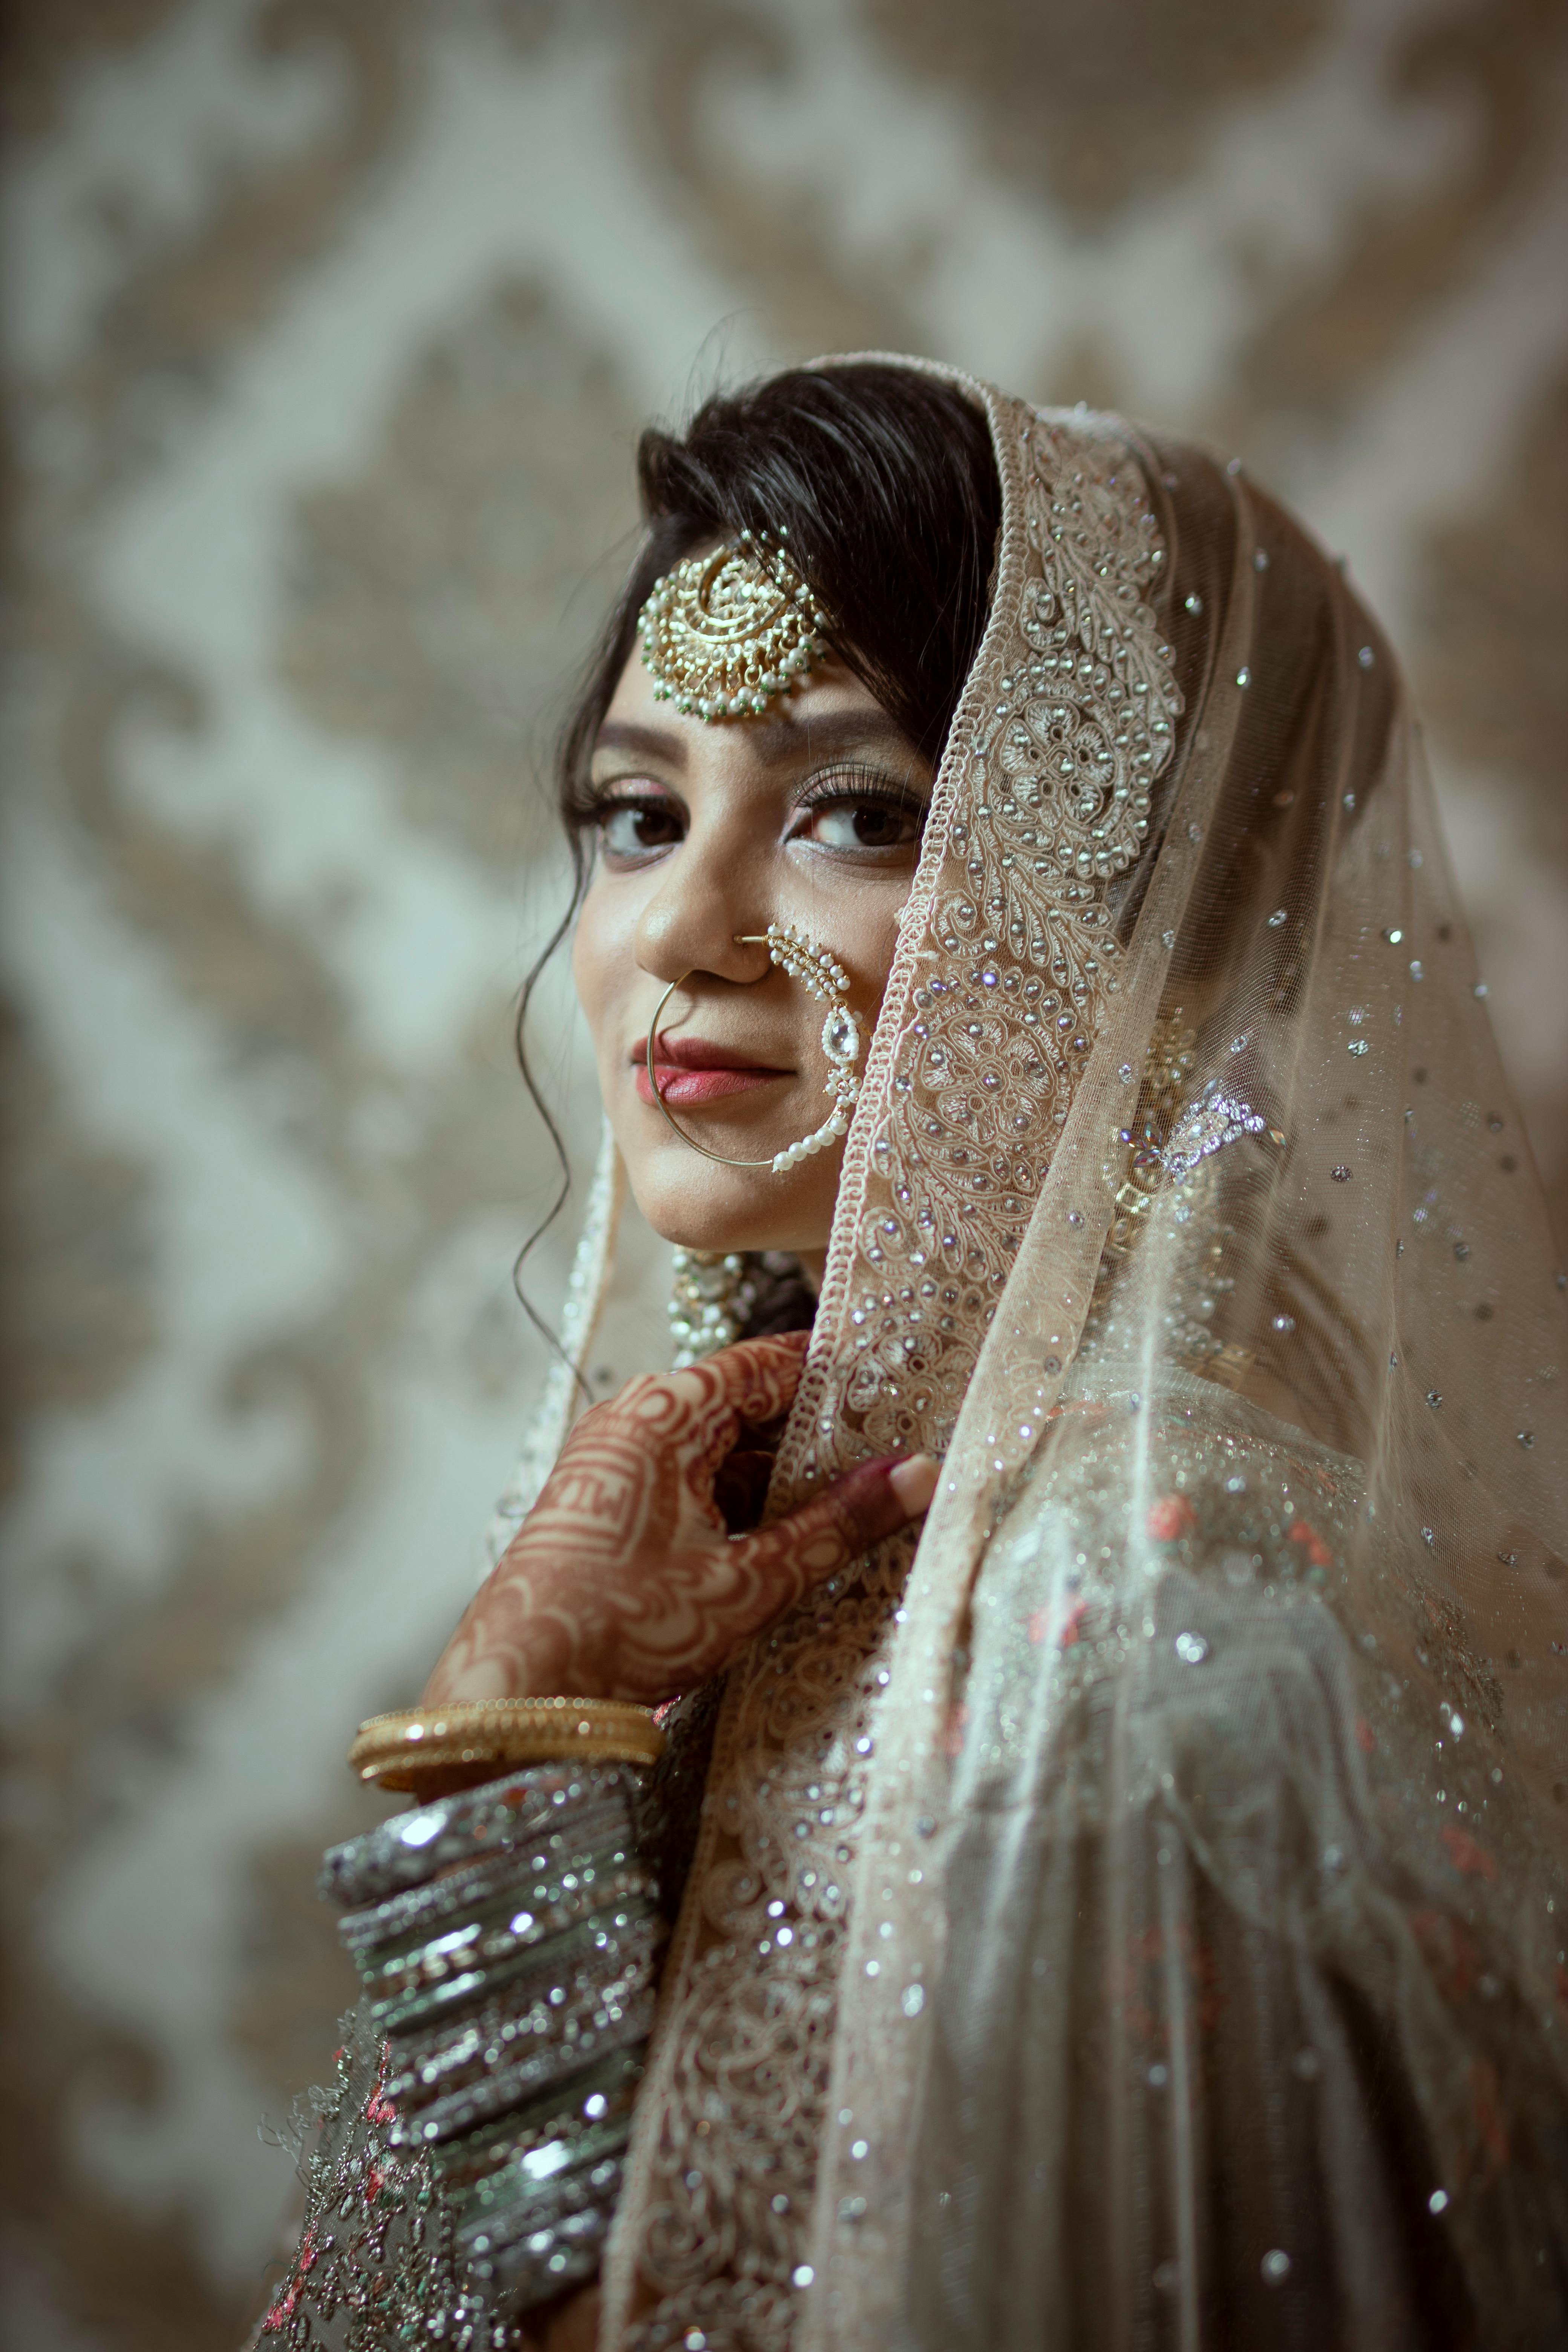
left=757, top=922, right=863, bottom=1173
left=638, top=530, right=829, bottom=723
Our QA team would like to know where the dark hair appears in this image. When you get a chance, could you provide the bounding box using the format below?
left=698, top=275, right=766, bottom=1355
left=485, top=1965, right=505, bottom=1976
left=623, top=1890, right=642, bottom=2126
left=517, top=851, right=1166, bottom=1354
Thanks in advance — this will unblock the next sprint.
left=515, top=363, right=1002, bottom=1345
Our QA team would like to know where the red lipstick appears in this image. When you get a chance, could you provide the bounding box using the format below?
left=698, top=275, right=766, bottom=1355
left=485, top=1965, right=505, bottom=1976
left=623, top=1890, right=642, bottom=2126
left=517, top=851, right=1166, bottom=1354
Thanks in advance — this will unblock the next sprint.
left=634, top=1034, right=792, bottom=1109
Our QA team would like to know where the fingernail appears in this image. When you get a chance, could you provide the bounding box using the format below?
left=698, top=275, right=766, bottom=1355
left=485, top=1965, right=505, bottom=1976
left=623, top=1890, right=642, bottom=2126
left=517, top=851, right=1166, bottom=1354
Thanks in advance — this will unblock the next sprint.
left=887, top=1453, right=940, bottom=1516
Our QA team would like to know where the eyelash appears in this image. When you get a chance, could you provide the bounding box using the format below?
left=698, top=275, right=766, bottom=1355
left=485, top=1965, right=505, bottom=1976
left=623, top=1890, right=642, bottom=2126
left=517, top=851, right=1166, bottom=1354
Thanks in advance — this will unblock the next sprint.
left=571, top=782, right=670, bottom=832
left=794, top=766, right=929, bottom=828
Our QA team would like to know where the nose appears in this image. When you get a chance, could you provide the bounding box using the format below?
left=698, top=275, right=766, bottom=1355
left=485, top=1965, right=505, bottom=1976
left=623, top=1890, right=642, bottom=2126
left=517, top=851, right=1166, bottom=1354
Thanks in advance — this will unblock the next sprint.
left=634, top=839, right=770, bottom=988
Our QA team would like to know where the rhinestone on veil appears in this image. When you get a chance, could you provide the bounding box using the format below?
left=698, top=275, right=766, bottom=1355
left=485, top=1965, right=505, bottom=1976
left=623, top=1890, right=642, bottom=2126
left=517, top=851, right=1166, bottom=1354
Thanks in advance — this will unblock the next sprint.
left=600, top=383, right=1188, bottom=2351
left=251, top=350, right=1568, bottom=2352
left=601, top=368, right=1568, bottom=2352
left=439, top=357, right=1568, bottom=2352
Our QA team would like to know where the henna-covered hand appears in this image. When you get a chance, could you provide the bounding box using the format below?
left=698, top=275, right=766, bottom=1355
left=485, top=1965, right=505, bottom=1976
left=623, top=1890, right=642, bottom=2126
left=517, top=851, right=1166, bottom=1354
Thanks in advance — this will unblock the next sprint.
left=423, top=1332, right=938, bottom=1707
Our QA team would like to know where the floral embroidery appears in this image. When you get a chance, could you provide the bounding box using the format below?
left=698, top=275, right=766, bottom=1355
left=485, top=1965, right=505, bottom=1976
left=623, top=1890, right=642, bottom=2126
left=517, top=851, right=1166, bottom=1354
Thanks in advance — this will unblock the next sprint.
left=609, top=396, right=1182, bottom=2352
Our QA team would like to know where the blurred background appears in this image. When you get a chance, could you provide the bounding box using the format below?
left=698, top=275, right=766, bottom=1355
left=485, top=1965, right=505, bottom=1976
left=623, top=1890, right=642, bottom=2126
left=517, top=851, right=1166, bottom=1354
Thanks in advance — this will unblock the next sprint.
left=1, top=0, right=1565, bottom=2341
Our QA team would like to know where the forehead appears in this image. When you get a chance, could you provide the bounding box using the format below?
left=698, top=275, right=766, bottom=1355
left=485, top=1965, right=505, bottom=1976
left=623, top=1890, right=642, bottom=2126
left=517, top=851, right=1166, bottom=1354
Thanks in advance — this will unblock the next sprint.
left=596, top=647, right=919, bottom=772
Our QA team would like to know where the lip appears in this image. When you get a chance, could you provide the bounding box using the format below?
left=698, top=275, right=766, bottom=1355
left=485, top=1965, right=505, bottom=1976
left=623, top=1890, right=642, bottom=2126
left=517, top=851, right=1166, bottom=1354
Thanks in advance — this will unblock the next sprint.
left=633, top=1032, right=793, bottom=1110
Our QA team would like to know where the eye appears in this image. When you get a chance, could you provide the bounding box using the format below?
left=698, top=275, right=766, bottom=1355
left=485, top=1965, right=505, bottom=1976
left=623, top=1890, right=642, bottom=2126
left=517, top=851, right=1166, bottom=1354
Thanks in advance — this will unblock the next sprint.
left=794, top=772, right=927, bottom=857
left=596, top=794, right=684, bottom=863
left=807, top=799, right=923, bottom=850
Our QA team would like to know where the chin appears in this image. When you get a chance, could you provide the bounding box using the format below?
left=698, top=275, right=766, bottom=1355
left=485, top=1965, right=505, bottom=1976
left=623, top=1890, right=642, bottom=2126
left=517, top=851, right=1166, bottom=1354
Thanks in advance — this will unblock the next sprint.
left=626, top=1154, right=835, bottom=1262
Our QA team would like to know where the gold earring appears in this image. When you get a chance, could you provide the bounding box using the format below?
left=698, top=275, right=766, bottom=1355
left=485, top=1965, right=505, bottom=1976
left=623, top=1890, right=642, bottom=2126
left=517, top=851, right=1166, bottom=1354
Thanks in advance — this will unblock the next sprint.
left=645, top=923, right=863, bottom=1174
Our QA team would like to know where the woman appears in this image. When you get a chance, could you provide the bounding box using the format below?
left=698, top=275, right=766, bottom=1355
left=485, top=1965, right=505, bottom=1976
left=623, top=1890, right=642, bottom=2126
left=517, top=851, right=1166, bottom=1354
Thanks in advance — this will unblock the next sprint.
left=259, top=360, right=1568, bottom=2352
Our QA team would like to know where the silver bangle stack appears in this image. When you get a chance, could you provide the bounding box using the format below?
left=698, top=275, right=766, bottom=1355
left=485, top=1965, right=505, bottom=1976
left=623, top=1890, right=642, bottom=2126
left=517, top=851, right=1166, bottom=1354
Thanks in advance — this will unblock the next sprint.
left=322, top=1754, right=663, bottom=2320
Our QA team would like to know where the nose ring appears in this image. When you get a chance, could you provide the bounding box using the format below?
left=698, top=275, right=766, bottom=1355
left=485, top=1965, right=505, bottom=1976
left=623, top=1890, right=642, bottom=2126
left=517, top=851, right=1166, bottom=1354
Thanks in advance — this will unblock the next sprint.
left=645, top=923, right=864, bottom=1174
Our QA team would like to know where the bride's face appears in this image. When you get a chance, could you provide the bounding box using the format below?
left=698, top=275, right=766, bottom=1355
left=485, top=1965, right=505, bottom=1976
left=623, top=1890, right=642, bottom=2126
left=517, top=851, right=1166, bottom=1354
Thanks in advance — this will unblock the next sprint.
left=571, top=644, right=933, bottom=1273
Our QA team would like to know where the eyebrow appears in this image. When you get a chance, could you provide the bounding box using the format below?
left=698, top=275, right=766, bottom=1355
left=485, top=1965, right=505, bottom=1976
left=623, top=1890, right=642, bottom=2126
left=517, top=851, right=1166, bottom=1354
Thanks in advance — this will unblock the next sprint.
left=592, top=720, right=687, bottom=767
left=591, top=708, right=923, bottom=773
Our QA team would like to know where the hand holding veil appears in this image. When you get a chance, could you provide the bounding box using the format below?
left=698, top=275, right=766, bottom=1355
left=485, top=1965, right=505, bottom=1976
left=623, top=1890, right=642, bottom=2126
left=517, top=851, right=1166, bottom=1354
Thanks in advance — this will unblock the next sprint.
left=425, top=1333, right=936, bottom=1707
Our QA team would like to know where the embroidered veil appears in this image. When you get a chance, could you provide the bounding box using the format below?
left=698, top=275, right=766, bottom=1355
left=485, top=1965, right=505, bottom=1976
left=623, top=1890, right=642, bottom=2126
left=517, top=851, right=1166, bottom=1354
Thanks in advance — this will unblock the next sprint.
left=483, top=361, right=1568, bottom=2350
left=264, top=359, right=1567, bottom=2352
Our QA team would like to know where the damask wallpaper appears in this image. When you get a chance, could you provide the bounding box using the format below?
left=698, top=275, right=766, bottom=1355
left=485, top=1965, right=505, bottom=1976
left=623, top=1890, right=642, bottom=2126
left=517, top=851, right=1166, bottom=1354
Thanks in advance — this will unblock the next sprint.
left=2, top=2, right=1565, bottom=2342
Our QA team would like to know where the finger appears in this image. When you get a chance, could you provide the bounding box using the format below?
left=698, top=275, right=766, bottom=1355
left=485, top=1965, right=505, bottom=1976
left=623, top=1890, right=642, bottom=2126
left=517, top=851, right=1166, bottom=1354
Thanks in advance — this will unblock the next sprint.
left=727, top=1451, right=940, bottom=1607
left=677, top=1331, right=809, bottom=1502
left=583, top=1332, right=808, bottom=1469
left=676, top=1329, right=813, bottom=1434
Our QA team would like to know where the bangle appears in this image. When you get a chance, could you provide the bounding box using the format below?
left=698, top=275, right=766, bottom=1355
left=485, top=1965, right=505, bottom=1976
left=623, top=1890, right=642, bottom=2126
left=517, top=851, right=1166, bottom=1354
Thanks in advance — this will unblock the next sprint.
left=348, top=1697, right=665, bottom=1793
left=381, top=1915, right=662, bottom=2140
left=461, top=2142, right=629, bottom=2312
left=424, top=2044, right=643, bottom=2196
left=368, top=1881, right=661, bottom=2041
left=321, top=1760, right=646, bottom=1909
left=320, top=1760, right=666, bottom=2321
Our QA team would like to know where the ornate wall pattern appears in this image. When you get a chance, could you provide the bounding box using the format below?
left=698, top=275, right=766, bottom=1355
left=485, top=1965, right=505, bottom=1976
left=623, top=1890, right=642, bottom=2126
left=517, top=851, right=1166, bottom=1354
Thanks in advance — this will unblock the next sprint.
left=1, top=2, right=1565, bottom=2341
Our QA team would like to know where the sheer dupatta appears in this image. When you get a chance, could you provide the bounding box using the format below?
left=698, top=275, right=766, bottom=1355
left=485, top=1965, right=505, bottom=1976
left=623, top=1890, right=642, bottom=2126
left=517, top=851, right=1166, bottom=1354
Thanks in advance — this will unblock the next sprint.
left=483, top=366, right=1568, bottom=2348
left=797, top=395, right=1568, bottom=2350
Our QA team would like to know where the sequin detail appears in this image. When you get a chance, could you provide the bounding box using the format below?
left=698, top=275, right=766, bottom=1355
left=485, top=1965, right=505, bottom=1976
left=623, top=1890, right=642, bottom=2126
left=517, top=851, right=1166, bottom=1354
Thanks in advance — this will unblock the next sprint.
left=1162, top=1083, right=1273, bottom=1184
left=610, top=399, right=1181, bottom=2350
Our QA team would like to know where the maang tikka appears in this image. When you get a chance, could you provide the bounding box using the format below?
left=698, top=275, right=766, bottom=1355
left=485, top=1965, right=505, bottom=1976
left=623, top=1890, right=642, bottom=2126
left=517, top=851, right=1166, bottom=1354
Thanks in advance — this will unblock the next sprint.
left=637, top=528, right=830, bottom=721
left=647, top=923, right=864, bottom=1175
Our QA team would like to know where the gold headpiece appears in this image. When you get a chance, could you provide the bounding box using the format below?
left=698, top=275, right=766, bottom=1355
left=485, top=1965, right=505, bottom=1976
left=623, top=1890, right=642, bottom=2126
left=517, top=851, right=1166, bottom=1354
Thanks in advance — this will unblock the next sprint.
left=637, top=529, right=830, bottom=721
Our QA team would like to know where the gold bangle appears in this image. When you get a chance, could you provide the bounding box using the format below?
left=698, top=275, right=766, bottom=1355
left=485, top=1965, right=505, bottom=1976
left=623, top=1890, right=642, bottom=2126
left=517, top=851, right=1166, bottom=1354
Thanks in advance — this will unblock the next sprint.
left=347, top=1697, right=666, bottom=1794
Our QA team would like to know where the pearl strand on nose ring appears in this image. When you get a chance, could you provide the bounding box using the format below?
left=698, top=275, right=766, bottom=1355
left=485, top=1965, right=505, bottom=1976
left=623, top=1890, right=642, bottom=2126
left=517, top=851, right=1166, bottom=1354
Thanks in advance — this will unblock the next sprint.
left=746, top=923, right=863, bottom=1174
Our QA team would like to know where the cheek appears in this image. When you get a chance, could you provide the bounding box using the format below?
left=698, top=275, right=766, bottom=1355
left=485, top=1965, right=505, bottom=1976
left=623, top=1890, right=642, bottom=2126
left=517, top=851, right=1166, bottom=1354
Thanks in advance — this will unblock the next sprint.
left=840, top=887, right=909, bottom=1013
left=570, top=884, right=628, bottom=1068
